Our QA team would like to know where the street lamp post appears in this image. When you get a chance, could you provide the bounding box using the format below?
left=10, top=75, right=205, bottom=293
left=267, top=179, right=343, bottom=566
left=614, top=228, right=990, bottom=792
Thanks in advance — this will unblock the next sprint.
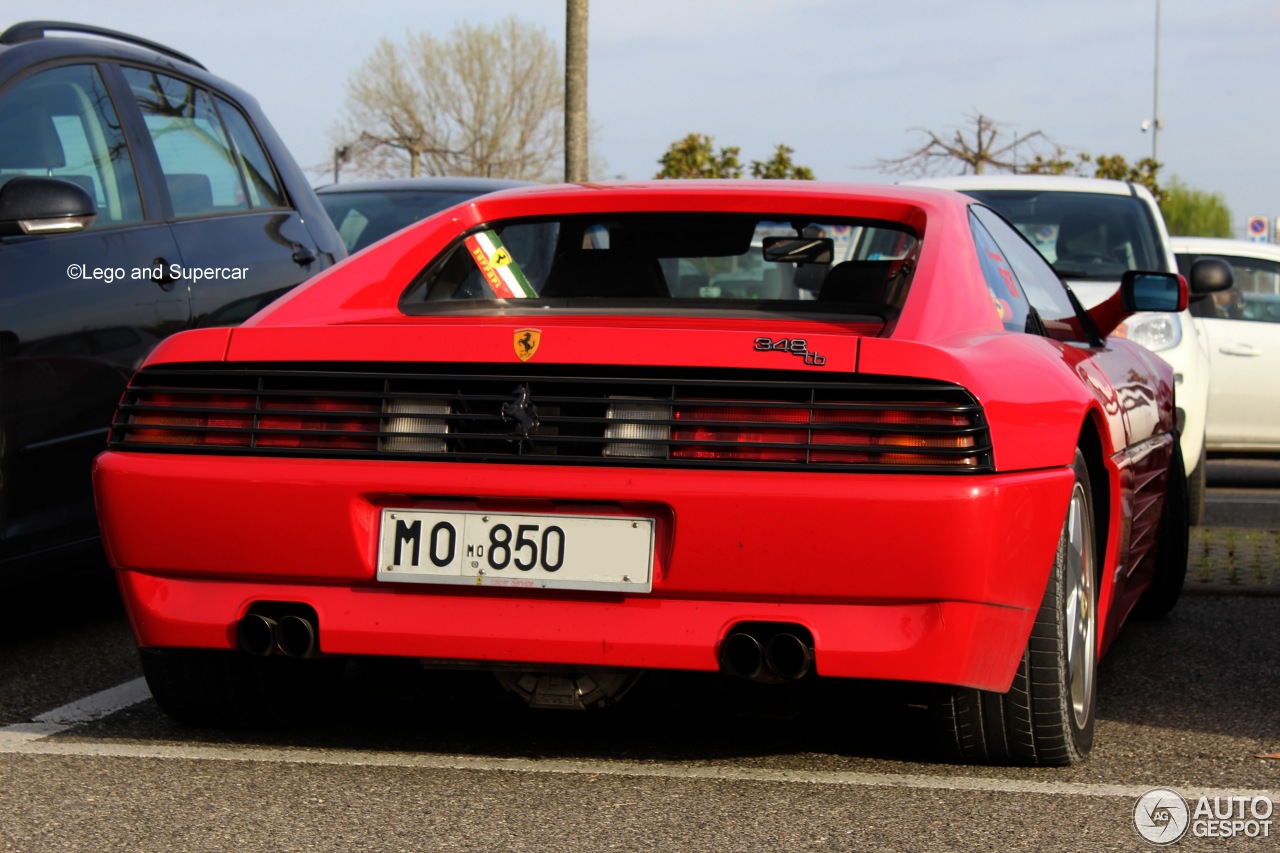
left=1142, top=0, right=1162, bottom=164
left=333, top=146, right=351, bottom=184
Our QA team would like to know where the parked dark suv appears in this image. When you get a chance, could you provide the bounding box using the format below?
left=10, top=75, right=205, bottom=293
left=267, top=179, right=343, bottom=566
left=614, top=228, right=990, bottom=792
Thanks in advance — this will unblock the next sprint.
left=0, top=21, right=346, bottom=577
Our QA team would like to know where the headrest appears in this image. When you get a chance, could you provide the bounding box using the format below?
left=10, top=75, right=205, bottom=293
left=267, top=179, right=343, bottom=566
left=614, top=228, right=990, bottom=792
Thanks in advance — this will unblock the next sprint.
left=818, top=260, right=893, bottom=302
left=542, top=250, right=668, bottom=298
left=1057, top=213, right=1104, bottom=256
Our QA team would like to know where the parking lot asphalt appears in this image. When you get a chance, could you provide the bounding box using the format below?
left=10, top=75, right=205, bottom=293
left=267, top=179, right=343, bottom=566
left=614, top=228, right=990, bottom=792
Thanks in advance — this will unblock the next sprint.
left=1187, top=526, right=1280, bottom=593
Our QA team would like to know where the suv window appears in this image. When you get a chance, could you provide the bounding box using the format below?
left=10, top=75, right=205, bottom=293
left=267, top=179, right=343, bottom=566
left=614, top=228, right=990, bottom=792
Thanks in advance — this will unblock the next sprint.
left=214, top=95, right=285, bottom=209
left=962, top=188, right=1166, bottom=280
left=0, top=64, right=144, bottom=226
left=121, top=66, right=279, bottom=217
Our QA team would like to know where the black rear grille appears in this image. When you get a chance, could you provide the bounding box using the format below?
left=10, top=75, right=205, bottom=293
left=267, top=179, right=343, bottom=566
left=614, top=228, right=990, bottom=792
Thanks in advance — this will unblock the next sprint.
left=108, top=364, right=994, bottom=473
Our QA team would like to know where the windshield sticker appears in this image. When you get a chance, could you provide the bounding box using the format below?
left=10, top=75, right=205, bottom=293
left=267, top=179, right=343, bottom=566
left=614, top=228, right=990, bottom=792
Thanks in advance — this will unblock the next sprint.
left=466, top=230, right=536, bottom=298
left=982, top=248, right=1020, bottom=298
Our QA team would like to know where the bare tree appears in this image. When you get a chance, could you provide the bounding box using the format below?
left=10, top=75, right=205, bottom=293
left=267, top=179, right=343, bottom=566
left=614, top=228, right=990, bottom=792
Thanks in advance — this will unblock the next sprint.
left=332, top=18, right=563, bottom=180
left=564, top=0, right=589, bottom=182
left=878, top=113, right=1055, bottom=177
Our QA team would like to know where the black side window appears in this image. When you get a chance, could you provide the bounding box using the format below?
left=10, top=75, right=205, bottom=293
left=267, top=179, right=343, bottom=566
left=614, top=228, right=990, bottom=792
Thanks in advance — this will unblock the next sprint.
left=972, top=205, right=1091, bottom=344
left=0, top=64, right=143, bottom=227
left=121, top=67, right=283, bottom=217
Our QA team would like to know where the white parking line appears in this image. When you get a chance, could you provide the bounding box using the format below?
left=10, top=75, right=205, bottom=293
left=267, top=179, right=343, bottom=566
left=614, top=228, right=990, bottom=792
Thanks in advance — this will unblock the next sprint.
left=2, top=680, right=1277, bottom=803
left=32, top=677, right=152, bottom=727
left=0, top=677, right=152, bottom=743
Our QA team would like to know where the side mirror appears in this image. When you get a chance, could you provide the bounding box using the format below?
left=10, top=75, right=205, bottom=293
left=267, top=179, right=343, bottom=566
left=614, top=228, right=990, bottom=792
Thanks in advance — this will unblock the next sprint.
left=0, top=176, right=96, bottom=236
left=1187, top=256, right=1234, bottom=298
left=1121, top=270, right=1187, bottom=313
left=1087, top=270, right=1188, bottom=340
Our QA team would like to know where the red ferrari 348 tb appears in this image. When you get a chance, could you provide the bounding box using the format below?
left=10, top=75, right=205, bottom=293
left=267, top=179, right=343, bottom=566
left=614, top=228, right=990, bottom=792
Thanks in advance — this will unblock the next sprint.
left=93, top=181, right=1188, bottom=765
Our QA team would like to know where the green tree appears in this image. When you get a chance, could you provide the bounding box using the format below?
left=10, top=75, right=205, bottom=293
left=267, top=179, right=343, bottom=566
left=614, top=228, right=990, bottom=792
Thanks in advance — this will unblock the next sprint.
left=1089, top=154, right=1162, bottom=202
left=1021, top=154, right=1233, bottom=238
left=1022, top=151, right=1165, bottom=201
left=1022, top=147, right=1084, bottom=176
left=1159, top=176, right=1233, bottom=237
left=750, top=144, right=815, bottom=180
left=655, top=136, right=815, bottom=180
left=655, top=134, right=743, bottom=179
left=332, top=18, right=563, bottom=180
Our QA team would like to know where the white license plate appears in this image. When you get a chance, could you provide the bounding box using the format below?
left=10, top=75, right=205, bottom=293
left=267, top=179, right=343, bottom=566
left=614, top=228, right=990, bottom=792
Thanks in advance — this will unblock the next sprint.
left=376, top=509, right=655, bottom=593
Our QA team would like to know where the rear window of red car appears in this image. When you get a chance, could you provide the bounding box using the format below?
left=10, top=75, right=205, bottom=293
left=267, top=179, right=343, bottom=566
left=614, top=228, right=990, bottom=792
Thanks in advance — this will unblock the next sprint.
left=400, top=213, right=919, bottom=315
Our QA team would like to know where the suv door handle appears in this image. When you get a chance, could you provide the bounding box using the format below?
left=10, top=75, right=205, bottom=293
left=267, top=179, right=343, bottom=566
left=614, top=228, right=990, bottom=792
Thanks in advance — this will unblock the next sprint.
left=1218, top=343, right=1260, bottom=357
left=151, top=257, right=177, bottom=290
left=291, top=243, right=316, bottom=266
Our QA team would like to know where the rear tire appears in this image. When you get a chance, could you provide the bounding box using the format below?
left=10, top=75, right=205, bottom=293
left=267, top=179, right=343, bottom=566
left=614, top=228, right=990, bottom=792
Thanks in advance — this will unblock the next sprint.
left=1134, top=439, right=1189, bottom=619
left=932, top=449, right=1096, bottom=766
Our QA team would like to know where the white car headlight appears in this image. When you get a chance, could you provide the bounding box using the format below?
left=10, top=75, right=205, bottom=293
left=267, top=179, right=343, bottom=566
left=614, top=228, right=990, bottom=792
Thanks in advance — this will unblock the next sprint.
left=1114, top=312, right=1181, bottom=352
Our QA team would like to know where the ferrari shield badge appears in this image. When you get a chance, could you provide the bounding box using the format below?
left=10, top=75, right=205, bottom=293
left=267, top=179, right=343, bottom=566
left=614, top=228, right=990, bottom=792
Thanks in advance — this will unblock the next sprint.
left=514, top=328, right=541, bottom=362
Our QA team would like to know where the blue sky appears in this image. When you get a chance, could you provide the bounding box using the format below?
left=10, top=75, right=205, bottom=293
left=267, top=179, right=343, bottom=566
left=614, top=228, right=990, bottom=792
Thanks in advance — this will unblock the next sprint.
left=17, top=0, right=1280, bottom=236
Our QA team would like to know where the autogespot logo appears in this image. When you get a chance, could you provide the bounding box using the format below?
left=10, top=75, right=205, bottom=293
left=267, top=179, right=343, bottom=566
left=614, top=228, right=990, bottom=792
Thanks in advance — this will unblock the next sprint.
left=1135, top=788, right=1275, bottom=844
left=1135, top=788, right=1190, bottom=845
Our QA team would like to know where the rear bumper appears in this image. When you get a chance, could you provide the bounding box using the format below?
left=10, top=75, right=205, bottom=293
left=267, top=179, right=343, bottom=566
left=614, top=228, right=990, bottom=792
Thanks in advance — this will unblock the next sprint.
left=117, top=570, right=1033, bottom=691
left=95, top=452, right=1074, bottom=692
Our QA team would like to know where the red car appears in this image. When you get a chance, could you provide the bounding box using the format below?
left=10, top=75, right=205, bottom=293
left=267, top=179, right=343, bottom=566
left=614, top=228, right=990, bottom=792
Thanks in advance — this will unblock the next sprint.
left=94, top=181, right=1188, bottom=765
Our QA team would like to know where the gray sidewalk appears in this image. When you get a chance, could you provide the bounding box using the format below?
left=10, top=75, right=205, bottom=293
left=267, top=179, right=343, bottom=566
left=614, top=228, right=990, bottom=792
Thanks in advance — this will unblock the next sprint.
left=1185, top=526, right=1280, bottom=594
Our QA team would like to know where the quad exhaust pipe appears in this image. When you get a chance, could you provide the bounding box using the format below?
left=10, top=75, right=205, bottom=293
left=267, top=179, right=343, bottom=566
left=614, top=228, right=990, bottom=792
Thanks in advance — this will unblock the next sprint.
left=719, top=624, right=814, bottom=683
left=764, top=631, right=813, bottom=682
left=235, top=610, right=319, bottom=658
left=236, top=613, right=278, bottom=656
left=276, top=614, right=318, bottom=658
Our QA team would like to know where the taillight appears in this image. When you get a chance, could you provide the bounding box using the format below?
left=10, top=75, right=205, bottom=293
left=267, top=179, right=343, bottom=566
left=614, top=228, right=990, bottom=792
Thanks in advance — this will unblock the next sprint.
left=809, top=406, right=976, bottom=466
left=673, top=404, right=808, bottom=462
left=125, top=393, right=253, bottom=446
left=122, top=393, right=381, bottom=450
left=604, top=397, right=980, bottom=467
left=258, top=397, right=378, bottom=449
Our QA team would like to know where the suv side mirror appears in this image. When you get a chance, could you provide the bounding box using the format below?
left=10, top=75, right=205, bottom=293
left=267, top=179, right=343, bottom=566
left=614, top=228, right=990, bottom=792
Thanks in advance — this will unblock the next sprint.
left=0, top=176, right=97, bottom=236
left=1187, top=256, right=1234, bottom=299
left=1121, top=270, right=1187, bottom=313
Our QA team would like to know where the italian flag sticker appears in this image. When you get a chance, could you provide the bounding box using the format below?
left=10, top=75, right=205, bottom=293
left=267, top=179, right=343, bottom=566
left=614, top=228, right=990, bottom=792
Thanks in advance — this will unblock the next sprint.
left=465, top=230, right=536, bottom=298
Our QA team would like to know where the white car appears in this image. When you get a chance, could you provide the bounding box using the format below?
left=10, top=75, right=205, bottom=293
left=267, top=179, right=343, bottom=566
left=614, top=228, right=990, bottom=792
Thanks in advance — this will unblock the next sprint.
left=906, top=175, right=1225, bottom=522
left=1173, top=237, right=1280, bottom=455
